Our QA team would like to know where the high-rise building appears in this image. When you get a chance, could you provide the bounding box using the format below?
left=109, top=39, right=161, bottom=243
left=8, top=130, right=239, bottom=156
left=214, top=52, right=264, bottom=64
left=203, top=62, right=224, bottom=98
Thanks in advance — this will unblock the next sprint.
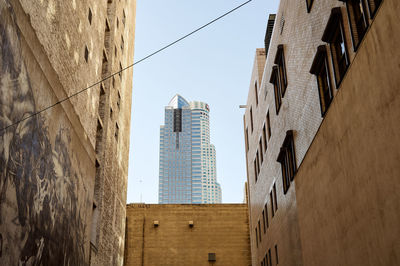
left=0, top=0, right=136, bottom=265
left=244, top=1, right=400, bottom=265
left=159, top=95, right=222, bottom=204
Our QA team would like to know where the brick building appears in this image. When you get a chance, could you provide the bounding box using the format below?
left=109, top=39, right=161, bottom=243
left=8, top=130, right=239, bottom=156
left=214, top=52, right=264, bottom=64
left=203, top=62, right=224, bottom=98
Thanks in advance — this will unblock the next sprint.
left=124, top=204, right=251, bottom=266
left=0, top=0, right=135, bottom=265
left=244, top=0, right=400, bottom=265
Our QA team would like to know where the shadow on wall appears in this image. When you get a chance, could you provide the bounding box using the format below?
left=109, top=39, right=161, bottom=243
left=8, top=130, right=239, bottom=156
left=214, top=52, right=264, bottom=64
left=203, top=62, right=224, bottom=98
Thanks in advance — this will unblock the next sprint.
left=0, top=0, right=87, bottom=265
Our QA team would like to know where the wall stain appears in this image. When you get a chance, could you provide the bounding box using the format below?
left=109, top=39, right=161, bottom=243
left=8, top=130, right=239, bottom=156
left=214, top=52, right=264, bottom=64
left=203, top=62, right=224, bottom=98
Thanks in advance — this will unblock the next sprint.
left=0, top=1, right=88, bottom=265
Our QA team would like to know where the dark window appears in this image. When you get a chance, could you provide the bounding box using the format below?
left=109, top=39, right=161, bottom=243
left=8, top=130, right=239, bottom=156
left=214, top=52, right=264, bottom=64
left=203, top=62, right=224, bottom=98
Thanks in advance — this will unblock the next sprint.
left=275, top=245, right=279, bottom=264
left=254, top=159, right=258, bottom=183
left=119, top=62, right=123, bottom=78
left=117, top=91, right=121, bottom=109
left=306, top=0, right=314, bottom=12
left=274, top=45, right=288, bottom=97
left=121, top=35, right=124, bottom=53
left=262, top=124, right=268, bottom=152
left=255, top=81, right=259, bottom=106
left=88, top=8, right=92, bottom=24
left=115, top=46, right=117, bottom=56
left=262, top=210, right=266, bottom=233
left=322, top=8, right=349, bottom=88
left=270, top=191, right=274, bottom=217
left=265, top=203, right=269, bottom=228
left=270, top=66, right=281, bottom=115
left=256, top=150, right=261, bottom=175
left=268, top=249, right=272, bottom=266
left=105, top=19, right=110, bottom=32
left=277, top=130, right=297, bottom=194
left=259, top=139, right=264, bottom=164
left=84, top=46, right=89, bottom=62
left=367, top=0, right=382, bottom=18
left=122, top=9, right=126, bottom=25
left=116, top=17, right=119, bottom=28
left=110, top=107, right=113, bottom=119
left=245, top=127, right=249, bottom=152
left=115, top=123, right=119, bottom=141
left=273, top=183, right=278, bottom=211
left=266, top=112, right=271, bottom=139
left=310, top=45, right=333, bottom=116
left=258, top=220, right=262, bottom=242
left=346, top=0, right=369, bottom=50
left=255, top=228, right=259, bottom=247
left=250, top=107, right=254, bottom=132
left=173, top=109, right=182, bottom=132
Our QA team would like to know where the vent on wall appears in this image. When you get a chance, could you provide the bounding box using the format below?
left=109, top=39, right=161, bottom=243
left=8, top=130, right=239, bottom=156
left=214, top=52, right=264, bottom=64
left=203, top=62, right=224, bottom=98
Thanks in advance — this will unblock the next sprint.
left=208, top=253, right=216, bottom=262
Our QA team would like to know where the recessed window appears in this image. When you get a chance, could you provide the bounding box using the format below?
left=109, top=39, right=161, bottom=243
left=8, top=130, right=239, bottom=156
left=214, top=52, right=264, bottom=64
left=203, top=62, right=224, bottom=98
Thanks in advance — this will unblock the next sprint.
left=84, top=46, right=89, bottom=62
left=255, top=228, right=259, bottom=247
left=254, top=159, right=258, bottom=183
left=262, top=210, right=266, bottom=233
left=122, top=9, right=126, bottom=26
left=266, top=111, right=271, bottom=139
left=322, top=8, right=349, bottom=88
left=115, top=123, right=119, bottom=141
left=259, top=138, right=263, bottom=164
left=117, top=91, right=121, bottom=109
left=273, top=183, right=278, bottom=211
left=306, top=0, right=314, bottom=13
left=262, top=124, right=268, bottom=152
left=255, top=81, right=259, bottom=106
left=121, top=35, right=124, bottom=53
left=367, top=0, right=382, bottom=18
left=258, top=220, right=262, bottom=242
left=105, top=19, right=110, bottom=32
left=268, top=249, right=272, bottom=266
left=274, top=45, right=288, bottom=97
left=250, top=107, right=254, bottom=132
left=270, top=66, right=281, bottom=114
left=277, top=130, right=297, bottom=194
left=270, top=191, right=274, bottom=217
left=310, top=45, right=333, bottom=116
left=88, top=8, right=92, bottom=25
left=119, top=62, right=123, bottom=78
left=346, top=0, right=369, bottom=51
left=275, top=245, right=279, bottom=264
left=245, top=127, right=249, bottom=152
left=116, top=17, right=119, bottom=28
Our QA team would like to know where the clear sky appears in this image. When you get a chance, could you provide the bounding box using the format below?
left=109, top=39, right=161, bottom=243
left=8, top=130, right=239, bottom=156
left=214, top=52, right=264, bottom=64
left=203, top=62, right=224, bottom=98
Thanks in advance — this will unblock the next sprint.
left=127, top=0, right=279, bottom=204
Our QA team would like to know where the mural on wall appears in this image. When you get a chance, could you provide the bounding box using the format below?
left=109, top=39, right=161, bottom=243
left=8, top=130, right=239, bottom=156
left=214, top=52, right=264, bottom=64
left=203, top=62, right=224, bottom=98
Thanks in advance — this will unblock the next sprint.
left=0, top=1, right=89, bottom=265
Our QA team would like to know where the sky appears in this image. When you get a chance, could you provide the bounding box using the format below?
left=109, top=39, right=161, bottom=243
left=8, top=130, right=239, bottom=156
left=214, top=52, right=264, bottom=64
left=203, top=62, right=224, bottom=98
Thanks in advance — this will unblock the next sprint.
left=127, top=0, right=279, bottom=204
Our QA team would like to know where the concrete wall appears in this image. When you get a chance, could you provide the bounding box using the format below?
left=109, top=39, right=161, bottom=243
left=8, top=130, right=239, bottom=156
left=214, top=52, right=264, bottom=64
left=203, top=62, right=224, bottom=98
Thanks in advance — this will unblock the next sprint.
left=124, top=204, right=251, bottom=266
left=0, top=0, right=135, bottom=265
left=244, top=0, right=399, bottom=265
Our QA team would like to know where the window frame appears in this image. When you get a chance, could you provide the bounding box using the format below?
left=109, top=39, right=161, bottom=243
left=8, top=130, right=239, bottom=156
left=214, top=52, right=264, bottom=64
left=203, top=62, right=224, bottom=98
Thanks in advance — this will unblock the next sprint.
left=274, top=45, right=288, bottom=98
left=344, top=0, right=369, bottom=51
left=366, top=0, right=382, bottom=19
left=310, top=45, right=334, bottom=117
left=322, top=7, right=350, bottom=88
left=270, top=66, right=282, bottom=115
left=277, top=130, right=297, bottom=194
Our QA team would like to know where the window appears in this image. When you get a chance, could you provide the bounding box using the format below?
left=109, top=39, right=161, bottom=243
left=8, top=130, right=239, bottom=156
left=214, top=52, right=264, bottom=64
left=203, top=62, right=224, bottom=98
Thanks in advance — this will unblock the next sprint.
left=273, top=183, right=278, bottom=211
left=346, top=0, right=369, bottom=50
left=262, top=124, right=268, bottom=152
left=122, top=9, right=126, bottom=25
left=322, top=8, right=349, bottom=88
left=88, top=8, right=93, bottom=24
left=262, top=210, right=266, bottom=233
left=121, top=35, right=124, bottom=53
left=250, top=107, right=254, bottom=132
left=275, top=245, right=279, bottom=264
left=116, top=17, right=119, bottom=28
left=254, top=159, right=258, bottom=183
left=306, top=0, right=314, bottom=13
left=277, top=130, right=297, bottom=194
left=115, top=123, right=119, bottom=141
left=270, top=191, right=274, bottom=217
left=268, top=249, right=272, bottom=266
left=84, top=46, right=89, bottom=62
left=270, top=66, right=281, bottom=114
left=259, top=139, right=264, bottom=164
left=275, top=45, right=288, bottom=97
left=266, top=112, right=271, bottom=139
left=117, top=91, right=121, bottom=109
left=265, top=203, right=269, bottom=228
left=367, top=0, right=382, bottom=18
left=255, top=81, right=259, bottom=106
left=258, top=220, right=262, bottom=242
left=310, top=45, right=333, bottom=116
left=119, top=62, right=123, bottom=78
left=245, top=127, right=249, bottom=152
left=105, top=18, right=110, bottom=32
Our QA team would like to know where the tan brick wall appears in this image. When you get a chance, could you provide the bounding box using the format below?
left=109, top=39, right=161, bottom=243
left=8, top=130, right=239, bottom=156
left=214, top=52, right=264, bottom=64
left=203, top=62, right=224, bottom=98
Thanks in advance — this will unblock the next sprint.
left=244, top=0, right=399, bottom=265
left=124, top=204, right=251, bottom=266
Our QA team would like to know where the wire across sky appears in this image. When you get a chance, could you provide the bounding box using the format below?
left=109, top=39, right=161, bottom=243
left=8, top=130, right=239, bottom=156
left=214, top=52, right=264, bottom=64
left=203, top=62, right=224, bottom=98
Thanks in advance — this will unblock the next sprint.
left=0, top=0, right=252, bottom=132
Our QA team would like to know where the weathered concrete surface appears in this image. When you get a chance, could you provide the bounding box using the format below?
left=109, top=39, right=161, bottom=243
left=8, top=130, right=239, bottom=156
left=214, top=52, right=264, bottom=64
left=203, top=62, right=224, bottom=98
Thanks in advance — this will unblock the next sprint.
left=124, top=204, right=251, bottom=266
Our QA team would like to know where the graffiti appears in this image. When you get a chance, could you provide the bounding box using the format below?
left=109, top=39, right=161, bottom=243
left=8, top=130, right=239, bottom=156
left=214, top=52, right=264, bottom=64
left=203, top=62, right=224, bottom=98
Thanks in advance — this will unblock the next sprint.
left=0, top=1, right=88, bottom=265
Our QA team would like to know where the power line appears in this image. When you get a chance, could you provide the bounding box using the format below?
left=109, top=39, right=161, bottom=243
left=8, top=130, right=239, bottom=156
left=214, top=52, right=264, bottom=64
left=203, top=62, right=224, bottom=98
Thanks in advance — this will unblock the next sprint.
left=0, top=0, right=252, bottom=133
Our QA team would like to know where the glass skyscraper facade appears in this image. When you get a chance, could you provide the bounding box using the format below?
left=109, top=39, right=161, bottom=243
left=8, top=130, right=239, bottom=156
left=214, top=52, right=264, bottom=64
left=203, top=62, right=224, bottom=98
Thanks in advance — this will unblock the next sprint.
left=159, top=95, right=222, bottom=204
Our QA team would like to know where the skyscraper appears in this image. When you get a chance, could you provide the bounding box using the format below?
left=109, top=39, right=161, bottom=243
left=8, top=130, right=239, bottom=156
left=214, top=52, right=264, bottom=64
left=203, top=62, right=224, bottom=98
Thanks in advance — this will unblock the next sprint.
left=159, top=95, right=222, bottom=204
